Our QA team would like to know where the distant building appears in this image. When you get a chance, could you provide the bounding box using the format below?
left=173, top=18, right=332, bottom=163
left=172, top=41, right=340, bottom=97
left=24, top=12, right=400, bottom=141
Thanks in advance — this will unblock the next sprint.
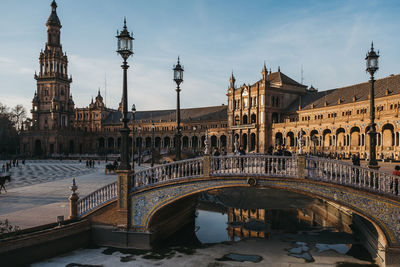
left=21, top=1, right=400, bottom=161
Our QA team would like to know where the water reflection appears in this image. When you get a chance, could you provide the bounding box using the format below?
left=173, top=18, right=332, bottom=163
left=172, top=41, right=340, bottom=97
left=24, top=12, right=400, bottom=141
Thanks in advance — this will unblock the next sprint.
left=195, top=187, right=353, bottom=244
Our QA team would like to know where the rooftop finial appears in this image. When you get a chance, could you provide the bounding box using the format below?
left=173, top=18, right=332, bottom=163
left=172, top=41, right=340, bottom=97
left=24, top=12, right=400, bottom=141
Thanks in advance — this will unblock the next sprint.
left=177, top=56, right=180, bottom=64
left=51, top=0, right=57, bottom=11
left=278, top=66, right=280, bottom=72
left=123, top=17, right=127, bottom=29
left=371, top=41, right=374, bottom=50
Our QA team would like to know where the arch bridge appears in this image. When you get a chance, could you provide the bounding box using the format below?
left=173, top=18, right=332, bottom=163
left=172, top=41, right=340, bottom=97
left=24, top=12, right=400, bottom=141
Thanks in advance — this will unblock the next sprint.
left=71, top=154, right=400, bottom=266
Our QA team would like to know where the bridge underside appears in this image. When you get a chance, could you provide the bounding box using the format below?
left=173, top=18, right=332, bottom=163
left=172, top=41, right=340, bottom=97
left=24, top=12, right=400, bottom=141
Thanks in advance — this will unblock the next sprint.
left=129, top=176, right=400, bottom=249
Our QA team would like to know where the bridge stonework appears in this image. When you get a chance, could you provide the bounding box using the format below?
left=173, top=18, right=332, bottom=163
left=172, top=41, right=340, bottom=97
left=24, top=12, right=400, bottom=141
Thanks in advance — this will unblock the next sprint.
left=76, top=155, right=400, bottom=266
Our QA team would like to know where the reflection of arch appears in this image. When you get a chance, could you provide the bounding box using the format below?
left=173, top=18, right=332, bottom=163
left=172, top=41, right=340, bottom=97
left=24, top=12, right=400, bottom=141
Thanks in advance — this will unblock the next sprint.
left=211, top=135, right=217, bottom=148
left=201, top=136, right=206, bottom=148
left=136, top=137, right=143, bottom=148
left=275, top=132, right=283, bottom=146
left=242, top=133, right=247, bottom=150
left=182, top=136, right=189, bottom=148
left=250, top=133, right=256, bottom=151
left=243, top=115, right=248, bottom=124
left=287, top=132, right=295, bottom=147
left=145, top=137, right=151, bottom=148
left=220, top=135, right=227, bottom=148
left=251, top=114, right=256, bottom=123
left=107, top=137, right=114, bottom=148
left=98, top=138, right=105, bottom=148
left=163, top=137, right=170, bottom=148
left=155, top=137, right=161, bottom=148
left=34, top=139, right=42, bottom=156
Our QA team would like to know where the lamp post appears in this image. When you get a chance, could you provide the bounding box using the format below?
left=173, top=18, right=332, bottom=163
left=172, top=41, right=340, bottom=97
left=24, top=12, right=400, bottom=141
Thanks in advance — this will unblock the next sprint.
left=193, top=126, right=197, bottom=155
left=173, top=57, right=184, bottom=161
left=365, top=42, right=380, bottom=169
left=131, top=104, right=136, bottom=172
left=116, top=18, right=134, bottom=171
left=151, top=123, right=155, bottom=167
left=137, top=126, right=141, bottom=166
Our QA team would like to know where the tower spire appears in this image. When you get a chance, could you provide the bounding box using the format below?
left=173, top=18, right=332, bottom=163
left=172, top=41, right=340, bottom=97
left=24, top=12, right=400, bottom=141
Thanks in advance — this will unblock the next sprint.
left=229, top=71, right=236, bottom=88
left=261, top=61, right=268, bottom=80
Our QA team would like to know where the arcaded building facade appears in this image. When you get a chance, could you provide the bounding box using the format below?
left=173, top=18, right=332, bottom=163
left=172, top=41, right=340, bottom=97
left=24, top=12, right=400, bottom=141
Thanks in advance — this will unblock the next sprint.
left=21, top=1, right=400, bottom=160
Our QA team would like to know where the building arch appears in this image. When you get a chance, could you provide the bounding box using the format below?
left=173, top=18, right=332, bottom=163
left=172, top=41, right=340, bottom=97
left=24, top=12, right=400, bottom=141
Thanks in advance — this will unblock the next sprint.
left=310, top=130, right=319, bottom=147
left=272, top=112, right=279, bottom=123
left=98, top=137, right=105, bottom=148
left=107, top=137, right=114, bottom=148
left=145, top=137, right=152, bottom=148
left=163, top=136, right=170, bottom=148
left=235, top=115, right=240, bottom=125
left=251, top=114, right=257, bottom=124
left=243, top=114, right=248, bottom=125
left=182, top=136, right=189, bottom=148
left=336, top=128, right=345, bottom=147
left=350, top=126, right=361, bottom=147
left=155, top=137, right=161, bottom=148
left=323, top=129, right=332, bottom=147
left=220, top=135, right=227, bottom=148
left=211, top=135, right=218, bottom=148
left=250, top=133, right=256, bottom=151
left=34, top=139, right=42, bottom=156
left=192, top=136, right=198, bottom=149
left=382, top=123, right=394, bottom=148
left=242, top=133, right=248, bottom=150
left=275, top=132, right=283, bottom=146
left=287, top=132, right=295, bottom=147
left=69, top=140, right=74, bottom=154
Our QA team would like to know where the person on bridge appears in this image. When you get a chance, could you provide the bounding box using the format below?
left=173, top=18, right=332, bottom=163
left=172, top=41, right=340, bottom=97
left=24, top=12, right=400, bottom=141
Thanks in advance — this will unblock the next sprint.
left=213, top=148, right=221, bottom=170
left=238, top=146, right=245, bottom=171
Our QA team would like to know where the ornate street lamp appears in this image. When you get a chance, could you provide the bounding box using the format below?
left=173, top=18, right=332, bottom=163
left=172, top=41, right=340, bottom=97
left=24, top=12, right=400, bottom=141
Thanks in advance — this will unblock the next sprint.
left=151, top=123, right=155, bottom=167
left=173, top=57, right=184, bottom=160
left=131, top=104, right=136, bottom=172
left=365, top=42, right=380, bottom=169
left=116, top=18, right=134, bottom=170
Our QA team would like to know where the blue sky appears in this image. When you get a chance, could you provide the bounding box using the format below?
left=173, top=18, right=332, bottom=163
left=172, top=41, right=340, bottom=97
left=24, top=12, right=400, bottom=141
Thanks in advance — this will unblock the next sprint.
left=0, top=0, right=399, bottom=114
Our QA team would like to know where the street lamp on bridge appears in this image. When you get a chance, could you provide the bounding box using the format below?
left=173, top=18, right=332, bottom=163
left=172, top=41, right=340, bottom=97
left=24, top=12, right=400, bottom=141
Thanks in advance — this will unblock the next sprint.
left=116, top=18, right=134, bottom=171
left=365, top=42, right=380, bottom=169
left=151, top=123, right=155, bottom=167
left=173, top=57, right=184, bottom=161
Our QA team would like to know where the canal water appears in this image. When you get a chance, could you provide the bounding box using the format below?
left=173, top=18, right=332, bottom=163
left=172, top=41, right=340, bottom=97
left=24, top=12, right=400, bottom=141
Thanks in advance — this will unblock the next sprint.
left=34, top=188, right=379, bottom=266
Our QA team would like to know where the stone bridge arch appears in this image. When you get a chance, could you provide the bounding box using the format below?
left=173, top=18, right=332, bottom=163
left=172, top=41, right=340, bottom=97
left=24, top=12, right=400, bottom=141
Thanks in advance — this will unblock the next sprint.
left=129, top=176, right=398, bottom=252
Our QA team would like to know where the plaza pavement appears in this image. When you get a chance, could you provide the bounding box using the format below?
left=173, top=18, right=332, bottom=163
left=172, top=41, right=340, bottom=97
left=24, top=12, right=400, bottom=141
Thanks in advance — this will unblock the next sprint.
left=0, top=160, right=148, bottom=229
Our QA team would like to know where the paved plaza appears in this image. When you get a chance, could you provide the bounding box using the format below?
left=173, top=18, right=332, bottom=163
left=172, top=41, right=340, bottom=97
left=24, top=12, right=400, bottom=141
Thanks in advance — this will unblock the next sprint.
left=0, top=160, right=147, bottom=229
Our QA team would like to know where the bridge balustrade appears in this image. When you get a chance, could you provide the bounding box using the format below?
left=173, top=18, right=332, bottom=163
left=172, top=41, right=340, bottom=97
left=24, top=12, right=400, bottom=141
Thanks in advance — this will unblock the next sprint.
left=131, top=157, right=204, bottom=189
left=76, top=155, right=399, bottom=217
left=210, top=154, right=297, bottom=178
left=305, top=156, right=398, bottom=196
left=77, top=181, right=117, bottom=216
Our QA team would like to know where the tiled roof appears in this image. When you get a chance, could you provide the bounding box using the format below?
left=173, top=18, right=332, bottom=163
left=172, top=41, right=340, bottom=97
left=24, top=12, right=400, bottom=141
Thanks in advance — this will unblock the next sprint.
left=288, top=74, right=400, bottom=112
left=103, top=105, right=227, bottom=125
left=267, top=71, right=305, bottom=87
